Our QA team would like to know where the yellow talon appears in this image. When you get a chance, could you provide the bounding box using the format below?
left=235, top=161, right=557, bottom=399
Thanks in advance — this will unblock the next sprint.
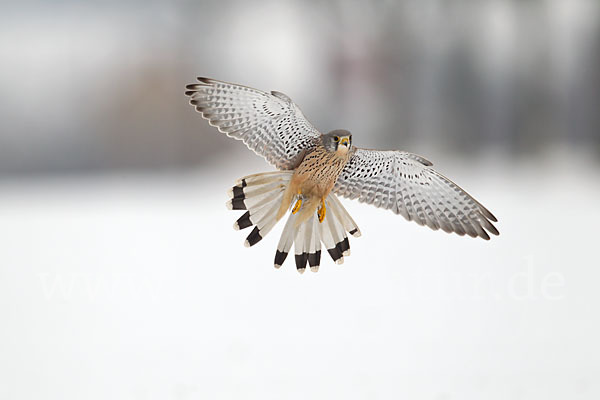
left=292, top=197, right=302, bottom=214
left=318, top=199, right=326, bottom=223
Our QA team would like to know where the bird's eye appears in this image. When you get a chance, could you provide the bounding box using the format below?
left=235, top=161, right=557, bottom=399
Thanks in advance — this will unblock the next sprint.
left=334, top=136, right=340, bottom=142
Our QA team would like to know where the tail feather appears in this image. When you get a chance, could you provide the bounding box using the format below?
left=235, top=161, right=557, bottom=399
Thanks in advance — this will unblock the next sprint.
left=235, top=172, right=286, bottom=187
left=328, top=194, right=361, bottom=237
left=227, top=171, right=293, bottom=247
left=274, top=212, right=298, bottom=268
left=229, top=180, right=286, bottom=202
left=318, top=215, right=336, bottom=252
left=298, top=214, right=321, bottom=273
left=228, top=171, right=360, bottom=273
left=232, top=194, right=276, bottom=228
left=248, top=200, right=282, bottom=244
left=227, top=184, right=285, bottom=211
left=323, top=198, right=347, bottom=264
left=233, top=189, right=284, bottom=233
left=294, top=220, right=308, bottom=273
left=307, top=216, right=321, bottom=272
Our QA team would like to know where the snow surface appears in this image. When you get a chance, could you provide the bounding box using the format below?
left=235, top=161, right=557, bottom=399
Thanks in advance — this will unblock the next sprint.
left=0, top=159, right=598, bottom=399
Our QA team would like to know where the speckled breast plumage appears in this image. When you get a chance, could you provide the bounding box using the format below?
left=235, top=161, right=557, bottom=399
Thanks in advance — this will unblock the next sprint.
left=292, top=144, right=353, bottom=199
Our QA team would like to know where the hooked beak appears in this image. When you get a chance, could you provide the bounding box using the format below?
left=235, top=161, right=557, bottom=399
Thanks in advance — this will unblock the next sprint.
left=340, top=137, right=350, bottom=147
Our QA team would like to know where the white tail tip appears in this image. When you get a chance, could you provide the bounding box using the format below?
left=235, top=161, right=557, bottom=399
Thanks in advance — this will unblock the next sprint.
left=274, top=264, right=282, bottom=269
left=227, top=187, right=234, bottom=197
left=225, top=200, right=233, bottom=210
left=233, top=222, right=240, bottom=231
left=297, top=268, right=306, bottom=274
left=342, top=249, right=351, bottom=257
left=336, top=257, right=344, bottom=265
left=244, top=240, right=250, bottom=248
left=310, top=266, right=319, bottom=273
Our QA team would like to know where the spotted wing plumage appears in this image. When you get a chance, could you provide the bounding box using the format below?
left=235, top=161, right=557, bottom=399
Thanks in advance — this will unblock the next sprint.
left=185, top=77, right=321, bottom=170
left=334, top=149, right=499, bottom=240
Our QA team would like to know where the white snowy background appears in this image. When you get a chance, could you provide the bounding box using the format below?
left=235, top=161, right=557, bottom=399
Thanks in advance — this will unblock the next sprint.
left=1, top=1, right=600, bottom=399
left=2, top=155, right=599, bottom=399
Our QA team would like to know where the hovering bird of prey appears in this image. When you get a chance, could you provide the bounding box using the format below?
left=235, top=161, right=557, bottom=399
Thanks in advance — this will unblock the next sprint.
left=185, top=78, right=498, bottom=273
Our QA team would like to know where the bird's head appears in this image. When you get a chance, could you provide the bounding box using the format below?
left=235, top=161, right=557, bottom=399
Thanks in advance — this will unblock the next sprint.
left=323, top=129, right=352, bottom=154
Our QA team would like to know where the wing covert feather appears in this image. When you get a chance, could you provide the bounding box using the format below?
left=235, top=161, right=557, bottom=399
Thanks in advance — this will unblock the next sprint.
left=185, top=77, right=321, bottom=170
left=334, top=148, right=498, bottom=240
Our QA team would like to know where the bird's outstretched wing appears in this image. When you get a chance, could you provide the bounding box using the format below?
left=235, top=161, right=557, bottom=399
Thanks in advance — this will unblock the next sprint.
left=185, top=77, right=321, bottom=170
left=334, top=149, right=499, bottom=240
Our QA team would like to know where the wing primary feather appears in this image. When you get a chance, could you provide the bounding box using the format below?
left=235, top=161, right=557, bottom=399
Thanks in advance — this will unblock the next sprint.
left=334, top=148, right=499, bottom=240
left=185, top=77, right=322, bottom=170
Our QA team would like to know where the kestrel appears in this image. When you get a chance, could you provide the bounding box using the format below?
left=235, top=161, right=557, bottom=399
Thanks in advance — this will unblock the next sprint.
left=185, top=78, right=499, bottom=273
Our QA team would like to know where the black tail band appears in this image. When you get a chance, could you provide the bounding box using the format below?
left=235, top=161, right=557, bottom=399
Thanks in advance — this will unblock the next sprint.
left=236, top=212, right=252, bottom=230
left=246, top=226, right=263, bottom=247
left=308, top=250, right=321, bottom=267
left=295, top=253, right=308, bottom=270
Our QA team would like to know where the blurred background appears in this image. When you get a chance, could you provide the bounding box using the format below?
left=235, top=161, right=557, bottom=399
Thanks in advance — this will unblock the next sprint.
left=1, top=0, right=599, bottom=399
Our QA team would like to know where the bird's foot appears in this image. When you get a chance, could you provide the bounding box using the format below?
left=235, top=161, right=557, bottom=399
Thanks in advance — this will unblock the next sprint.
left=317, top=199, right=326, bottom=223
left=292, top=197, right=302, bottom=214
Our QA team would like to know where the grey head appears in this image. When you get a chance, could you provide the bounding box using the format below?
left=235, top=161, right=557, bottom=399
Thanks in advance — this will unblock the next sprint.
left=322, top=129, right=352, bottom=153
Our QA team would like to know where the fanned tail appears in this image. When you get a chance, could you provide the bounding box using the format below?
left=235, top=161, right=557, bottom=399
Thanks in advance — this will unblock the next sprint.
left=227, top=172, right=361, bottom=273
left=226, top=171, right=293, bottom=247
left=273, top=192, right=360, bottom=273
